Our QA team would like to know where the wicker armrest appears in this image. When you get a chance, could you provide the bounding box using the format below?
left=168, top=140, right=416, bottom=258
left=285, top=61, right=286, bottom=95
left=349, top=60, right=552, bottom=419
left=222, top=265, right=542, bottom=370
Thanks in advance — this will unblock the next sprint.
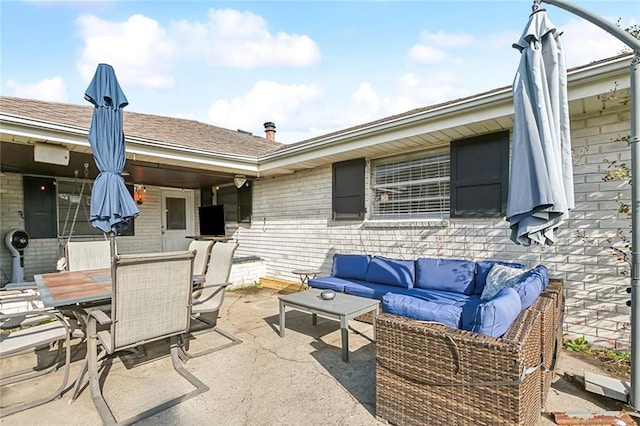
left=376, top=306, right=543, bottom=426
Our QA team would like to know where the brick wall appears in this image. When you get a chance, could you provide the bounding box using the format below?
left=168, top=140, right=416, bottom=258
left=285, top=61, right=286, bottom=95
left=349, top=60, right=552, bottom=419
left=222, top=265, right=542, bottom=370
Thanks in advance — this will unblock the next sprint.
left=230, top=102, right=632, bottom=350
left=1, top=102, right=631, bottom=349
left=0, top=179, right=173, bottom=281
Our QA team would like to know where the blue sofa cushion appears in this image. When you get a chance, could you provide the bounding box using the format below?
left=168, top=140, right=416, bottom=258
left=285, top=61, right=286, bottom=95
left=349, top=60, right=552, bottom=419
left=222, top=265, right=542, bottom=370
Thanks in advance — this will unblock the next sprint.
left=331, top=254, right=371, bottom=281
left=467, top=287, right=522, bottom=337
left=343, top=281, right=417, bottom=300
left=365, top=256, right=415, bottom=289
left=415, top=257, right=476, bottom=295
left=382, top=293, right=462, bottom=329
left=308, top=276, right=372, bottom=293
left=474, top=260, right=526, bottom=295
left=511, top=265, right=549, bottom=310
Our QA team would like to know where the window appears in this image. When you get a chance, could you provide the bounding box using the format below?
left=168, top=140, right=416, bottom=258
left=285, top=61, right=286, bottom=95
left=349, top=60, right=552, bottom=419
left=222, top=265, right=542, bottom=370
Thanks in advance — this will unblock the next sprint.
left=24, top=175, right=135, bottom=239
left=57, top=179, right=135, bottom=236
left=371, top=150, right=449, bottom=219
left=216, top=183, right=252, bottom=223
left=332, top=158, right=365, bottom=220
left=450, top=132, right=509, bottom=218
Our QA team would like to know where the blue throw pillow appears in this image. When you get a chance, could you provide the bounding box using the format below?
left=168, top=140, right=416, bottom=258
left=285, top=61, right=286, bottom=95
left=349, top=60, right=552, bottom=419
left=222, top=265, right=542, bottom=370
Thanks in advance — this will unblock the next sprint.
left=511, top=265, right=549, bottom=310
left=365, top=256, right=415, bottom=289
left=469, top=287, right=522, bottom=337
left=331, top=254, right=371, bottom=280
left=382, top=293, right=462, bottom=329
left=474, top=260, right=526, bottom=295
left=480, top=263, right=527, bottom=301
left=415, top=257, right=476, bottom=295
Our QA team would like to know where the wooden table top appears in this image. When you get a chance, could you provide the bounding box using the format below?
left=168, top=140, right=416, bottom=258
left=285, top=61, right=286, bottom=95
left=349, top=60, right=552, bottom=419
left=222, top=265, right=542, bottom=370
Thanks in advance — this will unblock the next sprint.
left=34, top=268, right=112, bottom=308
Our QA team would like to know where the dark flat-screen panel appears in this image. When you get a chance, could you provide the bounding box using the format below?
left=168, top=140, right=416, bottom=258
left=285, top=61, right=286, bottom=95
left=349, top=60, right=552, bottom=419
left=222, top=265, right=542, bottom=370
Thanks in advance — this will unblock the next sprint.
left=199, top=205, right=226, bottom=236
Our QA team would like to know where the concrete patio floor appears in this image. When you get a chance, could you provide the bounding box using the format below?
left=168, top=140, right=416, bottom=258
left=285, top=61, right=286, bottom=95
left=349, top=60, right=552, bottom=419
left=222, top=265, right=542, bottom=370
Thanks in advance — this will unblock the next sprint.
left=1, top=287, right=636, bottom=425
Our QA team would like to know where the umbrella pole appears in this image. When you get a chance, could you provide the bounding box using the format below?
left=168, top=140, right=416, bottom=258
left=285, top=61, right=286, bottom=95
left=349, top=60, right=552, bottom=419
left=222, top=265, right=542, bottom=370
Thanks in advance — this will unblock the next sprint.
left=541, top=0, right=640, bottom=410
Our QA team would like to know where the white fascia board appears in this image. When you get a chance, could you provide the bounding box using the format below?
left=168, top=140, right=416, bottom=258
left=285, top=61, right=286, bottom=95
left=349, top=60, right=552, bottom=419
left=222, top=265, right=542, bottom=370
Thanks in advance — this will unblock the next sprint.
left=0, top=117, right=89, bottom=147
left=258, top=100, right=515, bottom=173
left=127, top=143, right=258, bottom=173
left=1, top=115, right=259, bottom=173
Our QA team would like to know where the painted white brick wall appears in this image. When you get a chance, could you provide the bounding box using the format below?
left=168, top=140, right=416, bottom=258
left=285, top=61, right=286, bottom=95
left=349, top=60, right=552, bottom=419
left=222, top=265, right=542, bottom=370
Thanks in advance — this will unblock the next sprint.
left=1, top=101, right=631, bottom=349
left=229, top=103, right=632, bottom=350
left=0, top=179, right=182, bottom=280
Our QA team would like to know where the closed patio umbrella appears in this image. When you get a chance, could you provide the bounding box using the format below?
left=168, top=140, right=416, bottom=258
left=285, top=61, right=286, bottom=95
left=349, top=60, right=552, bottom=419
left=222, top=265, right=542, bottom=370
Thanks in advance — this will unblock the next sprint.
left=506, top=5, right=574, bottom=246
left=85, top=63, right=139, bottom=236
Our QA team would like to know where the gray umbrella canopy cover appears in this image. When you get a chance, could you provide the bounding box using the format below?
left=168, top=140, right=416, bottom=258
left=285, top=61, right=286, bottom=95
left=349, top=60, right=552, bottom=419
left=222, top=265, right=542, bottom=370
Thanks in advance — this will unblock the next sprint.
left=507, top=9, right=574, bottom=246
left=85, top=63, right=139, bottom=233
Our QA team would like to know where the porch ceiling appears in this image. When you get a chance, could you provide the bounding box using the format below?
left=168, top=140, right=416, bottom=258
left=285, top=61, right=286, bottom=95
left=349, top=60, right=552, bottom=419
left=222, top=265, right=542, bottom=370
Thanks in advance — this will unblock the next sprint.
left=0, top=140, right=237, bottom=189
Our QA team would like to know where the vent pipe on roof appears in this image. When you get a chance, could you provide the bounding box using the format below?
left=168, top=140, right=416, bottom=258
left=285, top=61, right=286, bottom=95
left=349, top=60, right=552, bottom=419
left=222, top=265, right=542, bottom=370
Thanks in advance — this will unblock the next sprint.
left=264, top=122, right=276, bottom=141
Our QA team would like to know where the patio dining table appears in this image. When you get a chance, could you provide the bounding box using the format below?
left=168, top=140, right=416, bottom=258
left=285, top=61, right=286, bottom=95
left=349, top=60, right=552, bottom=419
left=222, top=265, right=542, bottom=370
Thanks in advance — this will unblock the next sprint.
left=34, top=269, right=112, bottom=308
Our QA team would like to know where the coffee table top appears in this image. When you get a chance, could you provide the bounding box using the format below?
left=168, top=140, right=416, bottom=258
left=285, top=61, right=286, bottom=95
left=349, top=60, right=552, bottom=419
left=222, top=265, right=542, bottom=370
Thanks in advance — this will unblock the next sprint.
left=279, top=289, right=378, bottom=315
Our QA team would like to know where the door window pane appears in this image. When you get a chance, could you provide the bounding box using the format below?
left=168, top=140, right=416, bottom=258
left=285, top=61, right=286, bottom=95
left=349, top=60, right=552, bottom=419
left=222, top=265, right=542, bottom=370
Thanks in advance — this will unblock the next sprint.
left=166, top=197, right=186, bottom=230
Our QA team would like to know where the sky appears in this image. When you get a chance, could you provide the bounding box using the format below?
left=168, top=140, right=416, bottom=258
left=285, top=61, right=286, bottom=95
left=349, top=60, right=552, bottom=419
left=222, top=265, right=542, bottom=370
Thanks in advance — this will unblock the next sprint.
left=2, top=1, right=639, bottom=144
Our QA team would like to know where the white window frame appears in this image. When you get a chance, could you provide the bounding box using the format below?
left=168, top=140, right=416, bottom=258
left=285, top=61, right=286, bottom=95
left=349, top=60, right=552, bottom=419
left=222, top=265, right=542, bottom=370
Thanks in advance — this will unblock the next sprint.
left=370, top=149, right=450, bottom=220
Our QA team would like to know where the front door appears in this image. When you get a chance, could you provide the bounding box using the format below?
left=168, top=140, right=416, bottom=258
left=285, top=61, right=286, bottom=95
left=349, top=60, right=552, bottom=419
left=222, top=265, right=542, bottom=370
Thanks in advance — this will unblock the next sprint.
left=161, top=189, right=194, bottom=252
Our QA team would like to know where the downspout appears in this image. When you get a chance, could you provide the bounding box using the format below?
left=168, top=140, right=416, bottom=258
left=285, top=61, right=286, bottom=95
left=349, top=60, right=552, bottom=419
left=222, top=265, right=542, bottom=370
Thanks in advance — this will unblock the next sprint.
left=541, top=0, right=640, bottom=410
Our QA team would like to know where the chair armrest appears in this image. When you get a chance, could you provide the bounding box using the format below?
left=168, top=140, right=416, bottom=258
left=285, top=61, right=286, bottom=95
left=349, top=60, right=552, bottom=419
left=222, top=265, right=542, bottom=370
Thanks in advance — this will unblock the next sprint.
left=87, top=309, right=112, bottom=326
left=198, top=282, right=230, bottom=290
left=1, top=309, right=70, bottom=334
left=376, top=308, right=542, bottom=386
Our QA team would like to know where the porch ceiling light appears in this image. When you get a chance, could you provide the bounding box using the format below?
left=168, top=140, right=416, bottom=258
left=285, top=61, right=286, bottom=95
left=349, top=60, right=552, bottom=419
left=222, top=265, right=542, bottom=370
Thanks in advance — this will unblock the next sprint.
left=234, top=175, right=247, bottom=188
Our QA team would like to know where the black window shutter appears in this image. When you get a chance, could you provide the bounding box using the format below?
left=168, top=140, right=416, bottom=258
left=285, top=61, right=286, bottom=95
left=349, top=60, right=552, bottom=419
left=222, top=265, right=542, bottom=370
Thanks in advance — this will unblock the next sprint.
left=450, top=132, right=509, bottom=218
left=23, top=176, right=57, bottom=238
left=238, top=183, right=252, bottom=223
left=332, top=158, right=365, bottom=220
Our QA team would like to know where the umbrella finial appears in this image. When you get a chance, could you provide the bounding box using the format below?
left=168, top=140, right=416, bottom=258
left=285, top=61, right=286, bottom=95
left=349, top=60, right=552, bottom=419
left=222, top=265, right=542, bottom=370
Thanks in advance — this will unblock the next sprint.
left=530, top=0, right=545, bottom=16
left=532, top=0, right=540, bottom=12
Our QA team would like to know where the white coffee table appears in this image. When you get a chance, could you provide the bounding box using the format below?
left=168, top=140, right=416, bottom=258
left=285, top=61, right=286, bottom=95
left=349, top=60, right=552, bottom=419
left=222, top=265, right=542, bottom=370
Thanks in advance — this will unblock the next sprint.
left=278, top=289, right=379, bottom=362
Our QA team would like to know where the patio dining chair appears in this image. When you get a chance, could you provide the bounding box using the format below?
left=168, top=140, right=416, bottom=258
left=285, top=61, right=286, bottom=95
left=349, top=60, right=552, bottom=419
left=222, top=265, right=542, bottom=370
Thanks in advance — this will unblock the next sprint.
left=73, top=250, right=208, bottom=425
left=65, top=240, right=113, bottom=271
left=0, top=310, right=71, bottom=417
left=188, top=239, right=214, bottom=277
left=178, top=241, right=241, bottom=361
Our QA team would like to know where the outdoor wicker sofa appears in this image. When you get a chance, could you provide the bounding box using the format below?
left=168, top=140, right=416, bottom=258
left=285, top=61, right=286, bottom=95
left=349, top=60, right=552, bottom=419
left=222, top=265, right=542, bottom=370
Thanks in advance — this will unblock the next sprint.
left=375, top=278, right=564, bottom=426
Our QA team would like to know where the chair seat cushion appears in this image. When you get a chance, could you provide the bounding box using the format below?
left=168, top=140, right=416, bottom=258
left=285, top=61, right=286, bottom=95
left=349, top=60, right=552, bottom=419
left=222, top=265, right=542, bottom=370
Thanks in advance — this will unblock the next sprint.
left=309, top=276, right=371, bottom=292
left=382, top=293, right=462, bottom=329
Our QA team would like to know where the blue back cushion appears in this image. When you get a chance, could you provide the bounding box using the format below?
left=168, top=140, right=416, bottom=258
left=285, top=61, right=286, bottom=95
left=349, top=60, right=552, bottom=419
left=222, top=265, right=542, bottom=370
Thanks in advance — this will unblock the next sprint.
left=474, top=260, right=526, bottom=295
left=331, top=254, right=371, bottom=280
left=382, top=293, right=462, bottom=329
left=511, top=265, right=549, bottom=310
left=467, top=287, right=522, bottom=337
left=364, top=256, right=415, bottom=289
left=415, top=257, right=476, bottom=295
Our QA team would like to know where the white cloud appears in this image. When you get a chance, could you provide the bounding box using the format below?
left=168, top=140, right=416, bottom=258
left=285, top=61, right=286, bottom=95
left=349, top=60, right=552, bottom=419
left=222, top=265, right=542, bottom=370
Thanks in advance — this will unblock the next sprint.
left=408, top=45, right=452, bottom=64
left=418, top=30, right=475, bottom=48
left=409, top=30, right=474, bottom=64
left=75, top=14, right=176, bottom=88
left=560, top=17, right=639, bottom=66
left=171, top=8, right=322, bottom=68
left=207, top=80, right=323, bottom=139
left=5, top=76, right=68, bottom=102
